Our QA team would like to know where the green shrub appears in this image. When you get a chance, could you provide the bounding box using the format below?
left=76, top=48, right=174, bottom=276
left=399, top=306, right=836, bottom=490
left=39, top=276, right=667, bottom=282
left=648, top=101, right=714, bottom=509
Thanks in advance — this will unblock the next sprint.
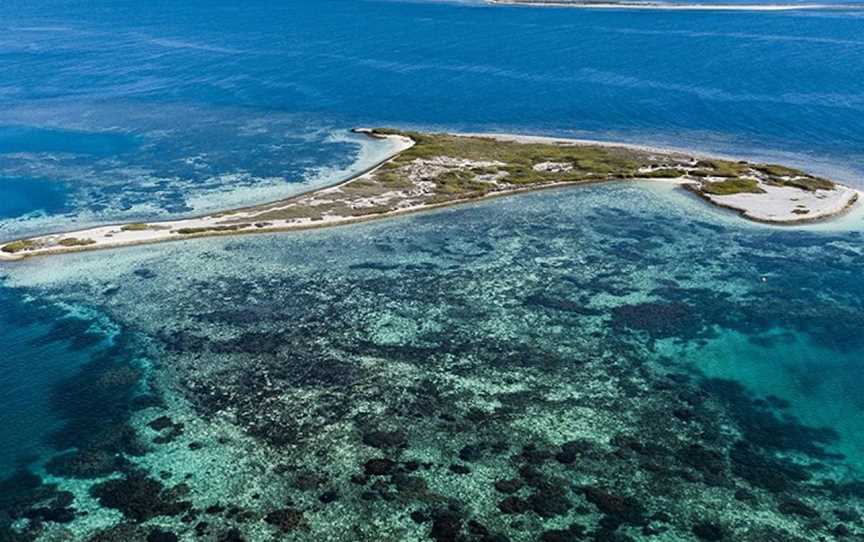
left=1, top=239, right=37, bottom=253
left=57, top=237, right=96, bottom=247
left=175, top=224, right=251, bottom=235
left=695, top=160, right=749, bottom=177
left=121, top=223, right=150, bottom=231
left=699, top=178, right=765, bottom=196
left=756, top=164, right=804, bottom=177
left=774, top=176, right=834, bottom=192
left=642, top=168, right=683, bottom=178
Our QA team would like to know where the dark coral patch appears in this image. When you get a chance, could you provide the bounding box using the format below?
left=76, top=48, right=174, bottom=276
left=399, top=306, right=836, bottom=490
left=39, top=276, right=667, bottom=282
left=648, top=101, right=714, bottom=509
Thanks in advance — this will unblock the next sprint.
left=364, top=458, right=397, bottom=476
left=146, top=529, right=179, bottom=542
left=611, top=301, right=699, bottom=338
left=46, top=449, right=128, bottom=479
left=729, top=442, right=809, bottom=493
left=582, top=487, right=645, bottom=525
left=264, top=507, right=305, bottom=532
left=362, top=430, right=407, bottom=449
left=703, top=379, right=839, bottom=457
left=90, top=473, right=191, bottom=522
left=494, top=478, right=524, bottom=494
left=498, top=496, right=529, bottom=515
left=556, top=440, right=592, bottom=464
left=777, top=499, right=819, bottom=519
left=692, top=521, right=724, bottom=541
left=528, top=486, right=571, bottom=518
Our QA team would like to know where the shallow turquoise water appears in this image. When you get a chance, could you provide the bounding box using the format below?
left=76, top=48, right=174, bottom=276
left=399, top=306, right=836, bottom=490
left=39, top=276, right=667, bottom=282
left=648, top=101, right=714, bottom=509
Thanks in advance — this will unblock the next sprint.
left=2, top=183, right=863, bottom=540
left=1, top=0, right=864, bottom=540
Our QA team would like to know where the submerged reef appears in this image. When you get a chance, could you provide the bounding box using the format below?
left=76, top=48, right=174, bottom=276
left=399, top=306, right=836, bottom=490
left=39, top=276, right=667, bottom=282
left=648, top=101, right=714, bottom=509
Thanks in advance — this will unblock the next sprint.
left=2, top=183, right=863, bottom=541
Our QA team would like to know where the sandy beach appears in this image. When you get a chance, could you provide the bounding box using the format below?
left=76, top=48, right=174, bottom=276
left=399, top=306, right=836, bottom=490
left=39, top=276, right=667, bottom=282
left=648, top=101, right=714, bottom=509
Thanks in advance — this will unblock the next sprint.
left=1, top=129, right=858, bottom=261
left=689, top=182, right=860, bottom=223
left=462, top=132, right=863, bottom=223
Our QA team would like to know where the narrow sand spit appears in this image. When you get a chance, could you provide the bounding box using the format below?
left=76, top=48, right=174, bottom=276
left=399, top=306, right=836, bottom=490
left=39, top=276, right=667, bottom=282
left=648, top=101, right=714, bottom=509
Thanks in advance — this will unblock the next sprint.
left=0, top=130, right=858, bottom=261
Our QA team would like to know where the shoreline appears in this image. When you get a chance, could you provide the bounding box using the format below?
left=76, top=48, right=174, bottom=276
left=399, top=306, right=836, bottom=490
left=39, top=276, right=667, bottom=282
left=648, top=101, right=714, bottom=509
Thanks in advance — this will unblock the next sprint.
left=0, top=129, right=409, bottom=255
left=1, top=129, right=859, bottom=262
left=683, top=183, right=861, bottom=225
left=485, top=0, right=863, bottom=10
left=465, top=132, right=863, bottom=224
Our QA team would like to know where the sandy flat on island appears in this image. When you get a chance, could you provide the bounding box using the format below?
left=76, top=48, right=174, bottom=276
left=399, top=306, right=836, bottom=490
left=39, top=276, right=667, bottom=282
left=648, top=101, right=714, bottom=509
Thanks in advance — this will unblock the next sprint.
left=701, top=183, right=860, bottom=224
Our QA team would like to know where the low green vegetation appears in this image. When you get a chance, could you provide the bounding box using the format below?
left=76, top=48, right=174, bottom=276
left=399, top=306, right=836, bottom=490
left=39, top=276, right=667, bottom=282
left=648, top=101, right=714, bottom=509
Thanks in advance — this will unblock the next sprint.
left=692, top=159, right=749, bottom=178
left=57, top=237, right=97, bottom=247
left=756, top=164, right=804, bottom=177
left=370, top=129, right=660, bottom=194
left=754, top=164, right=835, bottom=192
left=641, top=168, right=683, bottom=179
left=1, top=239, right=37, bottom=254
left=770, top=176, right=835, bottom=192
left=121, top=223, right=151, bottom=231
left=349, top=205, right=393, bottom=217
left=340, top=179, right=395, bottom=197
left=698, top=178, right=765, bottom=196
left=379, top=130, right=645, bottom=178
left=175, top=224, right=252, bottom=235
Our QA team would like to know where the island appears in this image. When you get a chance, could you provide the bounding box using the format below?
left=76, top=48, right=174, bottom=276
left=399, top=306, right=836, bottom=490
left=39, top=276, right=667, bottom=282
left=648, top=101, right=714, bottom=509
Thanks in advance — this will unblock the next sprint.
left=486, top=0, right=856, bottom=10
left=0, top=129, right=858, bottom=261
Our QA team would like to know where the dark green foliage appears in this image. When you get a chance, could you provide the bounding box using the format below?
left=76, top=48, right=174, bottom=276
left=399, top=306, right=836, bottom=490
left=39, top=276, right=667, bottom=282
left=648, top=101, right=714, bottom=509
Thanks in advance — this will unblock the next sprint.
left=175, top=224, right=251, bottom=235
left=1, top=240, right=36, bottom=253
left=699, top=178, right=765, bottom=195
left=120, top=223, right=151, bottom=231
left=57, top=237, right=96, bottom=247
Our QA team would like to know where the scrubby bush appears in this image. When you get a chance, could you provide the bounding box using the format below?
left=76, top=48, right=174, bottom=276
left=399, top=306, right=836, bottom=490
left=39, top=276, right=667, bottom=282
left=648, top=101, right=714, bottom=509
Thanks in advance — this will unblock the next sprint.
left=1, top=239, right=36, bottom=253
left=120, top=223, right=150, bottom=231
left=57, top=237, right=96, bottom=247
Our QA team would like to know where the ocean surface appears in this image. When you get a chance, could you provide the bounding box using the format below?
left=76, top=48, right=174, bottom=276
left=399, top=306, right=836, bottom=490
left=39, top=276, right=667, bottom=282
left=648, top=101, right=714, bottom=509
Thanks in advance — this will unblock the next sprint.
left=1, top=1, right=863, bottom=541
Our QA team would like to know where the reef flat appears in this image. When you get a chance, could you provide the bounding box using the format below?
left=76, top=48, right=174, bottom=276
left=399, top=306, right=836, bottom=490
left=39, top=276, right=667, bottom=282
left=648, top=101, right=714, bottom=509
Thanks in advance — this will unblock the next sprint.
left=0, top=129, right=857, bottom=260
left=3, top=182, right=863, bottom=542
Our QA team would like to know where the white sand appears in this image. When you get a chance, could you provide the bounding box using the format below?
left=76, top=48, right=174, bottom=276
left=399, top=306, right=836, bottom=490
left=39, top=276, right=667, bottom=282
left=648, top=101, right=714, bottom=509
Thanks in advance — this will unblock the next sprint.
left=0, top=132, right=415, bottom=261
left=1, top=130, right=859, bottom=261
left=700, top=183, right=861, bottom=224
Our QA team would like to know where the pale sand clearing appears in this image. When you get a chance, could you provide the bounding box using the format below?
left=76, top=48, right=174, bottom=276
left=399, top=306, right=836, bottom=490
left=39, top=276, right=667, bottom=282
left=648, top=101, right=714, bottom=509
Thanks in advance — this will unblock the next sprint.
left=0, top=130, right=858, bottom=261
left=697, top=183, right=860, bottom=224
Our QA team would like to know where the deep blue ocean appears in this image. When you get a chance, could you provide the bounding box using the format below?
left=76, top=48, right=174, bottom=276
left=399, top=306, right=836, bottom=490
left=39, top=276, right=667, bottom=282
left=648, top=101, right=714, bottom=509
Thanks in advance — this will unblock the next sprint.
left=1, top=1, right=863, bottom=540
